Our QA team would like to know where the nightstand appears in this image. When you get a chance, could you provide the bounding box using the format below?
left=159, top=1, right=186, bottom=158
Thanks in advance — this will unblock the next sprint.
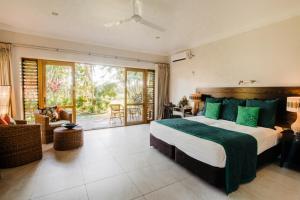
left=280, top=130, right=300, bottom=169
left=173, top=106, right=193, bottom=117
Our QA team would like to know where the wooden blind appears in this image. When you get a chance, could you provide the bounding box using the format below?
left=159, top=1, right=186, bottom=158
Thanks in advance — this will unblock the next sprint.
left=22, top=58, right=39, bottom=122
left=147, top=70, right=155, bottom=121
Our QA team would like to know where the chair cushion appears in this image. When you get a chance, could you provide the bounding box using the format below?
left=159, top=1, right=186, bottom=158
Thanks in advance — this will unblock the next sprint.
left=0, top=115, right=8, bottom=125
left=0, top=114, right=16, bottom=125
left=38, top=106, right=59, bottom=122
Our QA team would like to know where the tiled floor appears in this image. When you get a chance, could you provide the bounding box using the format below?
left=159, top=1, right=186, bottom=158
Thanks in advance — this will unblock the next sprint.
left=1, top=124, right=300, bottom=200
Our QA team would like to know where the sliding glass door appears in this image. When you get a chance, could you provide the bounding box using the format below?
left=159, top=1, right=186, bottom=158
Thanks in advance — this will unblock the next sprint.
left=41, top=60, right=76, bottom=122
left=125, top=68, right=155, bottom=125
left=22, top=58, right=155, bottom=128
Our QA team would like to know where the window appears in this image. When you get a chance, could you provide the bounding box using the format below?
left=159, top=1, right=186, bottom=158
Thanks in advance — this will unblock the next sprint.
left=22, top=58, right=39, bottom=122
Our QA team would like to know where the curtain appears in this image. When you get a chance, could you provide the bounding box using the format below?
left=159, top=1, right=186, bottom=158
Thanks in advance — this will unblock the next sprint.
left=0, top=43, right=15, bottom=117
left=157, top=63, right=170, bottom=119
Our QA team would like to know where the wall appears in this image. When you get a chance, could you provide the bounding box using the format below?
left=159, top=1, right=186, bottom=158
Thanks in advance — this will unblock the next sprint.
left=170, top=16, right=300, bottom=104
left=0, top=29, right=168, bottom=119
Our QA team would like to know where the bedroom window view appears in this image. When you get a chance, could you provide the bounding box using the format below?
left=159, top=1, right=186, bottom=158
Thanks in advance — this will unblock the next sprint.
left=75, top=63, right=125, bottom=130
left=21, top=59, right=155, bottom=130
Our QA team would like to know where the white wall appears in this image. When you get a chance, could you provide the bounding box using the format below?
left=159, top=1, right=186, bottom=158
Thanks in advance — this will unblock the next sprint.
left=170, top=16, right=300, bottom=103
left=0, top=29, right=168, bottom=119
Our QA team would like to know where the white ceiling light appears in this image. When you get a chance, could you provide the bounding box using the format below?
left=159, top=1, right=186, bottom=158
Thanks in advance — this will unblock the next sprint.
left=104, top=0, right=165, bottom=32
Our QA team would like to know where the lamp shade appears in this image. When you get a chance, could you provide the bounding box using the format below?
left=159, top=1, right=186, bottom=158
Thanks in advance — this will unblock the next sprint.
left=287, top=97, right=300, bottom=112
left=0, top=85, right=11, bottom=115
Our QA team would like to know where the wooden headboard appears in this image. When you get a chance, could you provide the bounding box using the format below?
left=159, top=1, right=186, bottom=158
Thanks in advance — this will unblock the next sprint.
left=196, top=87, right=300, bottom=127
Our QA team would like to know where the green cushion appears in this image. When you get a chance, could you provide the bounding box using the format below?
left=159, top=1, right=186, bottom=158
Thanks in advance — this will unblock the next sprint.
left=246, top=99, right=278, bottom=128
left=221, top=98, right=246, bottom=122
left=203, top=97, right=223, bottom=114
left=205, top=102, right=221, bottom=119
left=236, top=106, right=260, bottom=127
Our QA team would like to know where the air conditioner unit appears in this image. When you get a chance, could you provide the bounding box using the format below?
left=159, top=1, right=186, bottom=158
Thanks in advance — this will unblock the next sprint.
left=171, top=50, right=193, bottom=62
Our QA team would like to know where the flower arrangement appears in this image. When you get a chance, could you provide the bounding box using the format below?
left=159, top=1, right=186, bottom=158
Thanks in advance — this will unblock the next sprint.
left=178, top=96, right=189, bottom=108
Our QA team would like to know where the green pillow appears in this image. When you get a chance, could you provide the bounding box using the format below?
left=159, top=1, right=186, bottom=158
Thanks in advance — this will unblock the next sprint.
left=246, top=99, right=278, bottom=128
left=205, top=102, right=221, bottom=119
left=203, top=97, right=223, bottom=114
left=236, top=106, right=260, bottom=127
left=221, top=98, right=246, bottom=122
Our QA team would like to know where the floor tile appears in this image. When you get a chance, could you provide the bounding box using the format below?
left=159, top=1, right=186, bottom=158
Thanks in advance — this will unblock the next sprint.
left=181, top=176, right=228, bottom=200
left=85, top=174, right=141, bottom=200
left=33, top=185, right=88, bottom=200
left=127, top=165, right=178, bottom=194
left=144, top=182, right=199, bottom=200
left=81, top=157, right=124, bottom=183
left=115, top=151, right=152, bottom=172
left=0, top=176, right=35, bottom=200
left=133, top=196, right=147, bottom=200
left=30, top=170, right=84, bottom=198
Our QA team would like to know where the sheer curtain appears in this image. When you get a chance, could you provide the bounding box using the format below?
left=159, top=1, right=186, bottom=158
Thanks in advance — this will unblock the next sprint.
left=0, top=43, right=15, bottom=117
left=157, top=63, right=170, bottom=119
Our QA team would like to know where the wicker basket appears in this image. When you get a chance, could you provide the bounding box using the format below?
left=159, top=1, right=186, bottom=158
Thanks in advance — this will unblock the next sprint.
left=53, top=127, right=83, bottom=151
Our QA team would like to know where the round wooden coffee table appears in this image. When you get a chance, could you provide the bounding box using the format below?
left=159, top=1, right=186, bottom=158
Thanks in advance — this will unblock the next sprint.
left=53, top=126, right=84, bottom=151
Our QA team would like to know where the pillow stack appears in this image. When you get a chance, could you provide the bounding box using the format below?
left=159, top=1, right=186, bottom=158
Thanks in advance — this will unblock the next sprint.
left=203, top=97, right=278, bottom=128
left=0, top=114, right=16, bottom=125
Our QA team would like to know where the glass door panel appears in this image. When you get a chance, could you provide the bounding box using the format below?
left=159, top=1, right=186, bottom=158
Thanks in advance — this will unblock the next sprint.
left=146, top=70, right=155, bottom=121
left=42, top=61, right=75, bottom=122
left=125, top=69, right=145, bottom=125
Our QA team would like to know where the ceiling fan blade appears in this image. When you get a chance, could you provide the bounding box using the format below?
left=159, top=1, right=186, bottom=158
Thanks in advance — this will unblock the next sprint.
left=104, top=17, right=133, bottom=28
left=139, top=18, right=165, bottom=32
left=133, top=0, right=142, bottom=15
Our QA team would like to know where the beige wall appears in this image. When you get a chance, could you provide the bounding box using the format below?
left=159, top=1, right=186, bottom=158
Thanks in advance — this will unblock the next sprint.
left=170, top=16, right=300, bottom=104
left=0, top=29, right=168, bottom=119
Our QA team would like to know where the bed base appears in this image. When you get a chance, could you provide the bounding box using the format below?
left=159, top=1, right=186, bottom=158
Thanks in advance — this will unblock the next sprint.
left=150, top=134, right=281, bottom=190
left=150, top=133, right=175, bottom=159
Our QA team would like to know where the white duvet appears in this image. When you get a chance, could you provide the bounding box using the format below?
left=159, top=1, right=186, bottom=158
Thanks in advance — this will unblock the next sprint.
left=150, top=116, right=281, bottom=168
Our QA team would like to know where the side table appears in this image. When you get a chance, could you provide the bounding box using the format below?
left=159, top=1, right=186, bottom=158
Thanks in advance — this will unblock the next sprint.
left=53, top=126, right=84, bottom=151
left=280, top=130, right=300, bottom=169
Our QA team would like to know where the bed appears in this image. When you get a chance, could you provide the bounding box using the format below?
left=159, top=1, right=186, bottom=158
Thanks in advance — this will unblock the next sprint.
left=150, top=87, right=300, bottom=193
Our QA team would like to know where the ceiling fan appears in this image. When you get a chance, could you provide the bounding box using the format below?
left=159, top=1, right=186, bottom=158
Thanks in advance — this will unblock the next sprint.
left=104, top=0, right=165, bottom=32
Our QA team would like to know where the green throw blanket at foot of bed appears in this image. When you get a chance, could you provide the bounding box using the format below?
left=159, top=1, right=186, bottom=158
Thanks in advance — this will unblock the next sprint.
left=156, top=118, right=257, bottom=194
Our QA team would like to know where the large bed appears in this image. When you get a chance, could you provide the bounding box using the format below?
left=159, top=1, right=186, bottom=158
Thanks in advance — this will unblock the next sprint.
left=151, top=116, right=280, bottom=168
left=150, top=87, right=300, bottom=193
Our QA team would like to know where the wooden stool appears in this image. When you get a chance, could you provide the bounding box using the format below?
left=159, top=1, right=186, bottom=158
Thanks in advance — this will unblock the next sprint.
left=53, top=127, right=83, bottom=151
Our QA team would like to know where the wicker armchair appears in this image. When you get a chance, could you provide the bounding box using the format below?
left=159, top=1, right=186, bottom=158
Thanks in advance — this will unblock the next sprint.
left=0, top=120, right=42, bottom=168
left=34, top=110, right=72, bottom=144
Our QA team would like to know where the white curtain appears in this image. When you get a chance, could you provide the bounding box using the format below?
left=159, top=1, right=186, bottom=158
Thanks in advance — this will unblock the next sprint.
left=0, top=43, right=15, bottom=117
left=157, top=63, right=170, bottom=119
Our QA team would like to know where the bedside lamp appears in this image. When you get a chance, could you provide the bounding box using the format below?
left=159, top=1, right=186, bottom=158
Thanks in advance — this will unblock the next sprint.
left=287, top=97, right=300, bottom=134
left=189, top=93, right=202, bottom=115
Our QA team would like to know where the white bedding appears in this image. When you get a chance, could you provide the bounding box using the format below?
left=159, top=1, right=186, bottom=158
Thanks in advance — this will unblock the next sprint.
left=150, top=116, right=281, bottom=168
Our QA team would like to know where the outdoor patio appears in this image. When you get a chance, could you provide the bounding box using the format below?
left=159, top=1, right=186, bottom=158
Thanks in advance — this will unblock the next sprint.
left=77, top=113, right=123, bottom=130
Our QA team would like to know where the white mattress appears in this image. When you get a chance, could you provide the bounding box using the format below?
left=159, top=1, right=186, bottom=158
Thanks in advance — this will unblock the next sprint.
left=150, top=116, right=281, bottom=168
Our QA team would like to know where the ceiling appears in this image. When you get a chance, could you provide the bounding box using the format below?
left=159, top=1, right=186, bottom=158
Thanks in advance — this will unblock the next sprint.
left=0, top=0, right=300, bottom=55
